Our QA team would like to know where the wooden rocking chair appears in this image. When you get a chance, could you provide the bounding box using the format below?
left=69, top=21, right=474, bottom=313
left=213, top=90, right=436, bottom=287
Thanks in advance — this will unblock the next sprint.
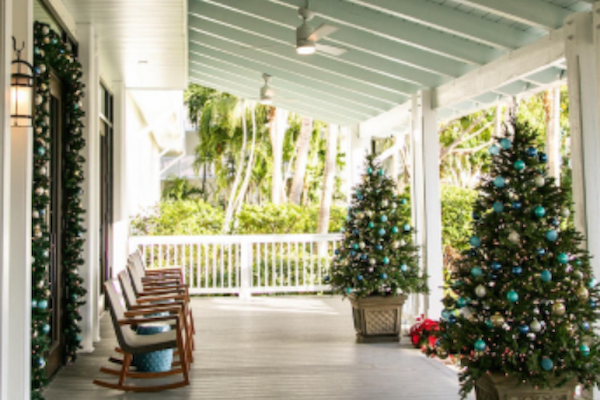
left=129, top=249, right=184, bottom=282
left=93, top=279, right=191, bottom=392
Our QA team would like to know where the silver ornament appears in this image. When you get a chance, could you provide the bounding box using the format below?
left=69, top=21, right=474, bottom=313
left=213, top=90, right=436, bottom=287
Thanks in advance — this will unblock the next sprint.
left=381, top=200, right=389, bottom=208
left=366, top=210, right=373, bottom=218
left=526, top=332, right=536, bottom=341
left=508, top=231, right=520, bottom=244
left=529, top=319, right=542, bottom=333
left=561, top=208, right=571, bottom=218
left=359, top=242, right=366, bottom=249
left=369, top=258, right=376, bottom=266
left=42, top=26, right=49, bottom=35
left=534, top=176, right=545, bottom=187
left=475, top=284, right=486, bottom=298
left=392, top=241, right=400, bottom=249
left=33, top=211, right=39, bottom=219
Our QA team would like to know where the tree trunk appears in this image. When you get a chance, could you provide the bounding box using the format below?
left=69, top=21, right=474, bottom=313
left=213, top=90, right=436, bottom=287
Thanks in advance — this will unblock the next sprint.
left=269, top=108, right=289, bottom=204
left=223, top=101, right=248, bottom=233
left=233, top=105, right=258, bottom=220
left=544, top=87, right=561, bottom=184
left=289, top=117, right=313, bottom=204
left=318, top=124, right=338, bottom=236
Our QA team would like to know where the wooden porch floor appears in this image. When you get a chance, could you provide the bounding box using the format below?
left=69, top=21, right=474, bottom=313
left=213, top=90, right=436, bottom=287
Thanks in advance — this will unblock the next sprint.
left=45, top=296, right=473, bottom=400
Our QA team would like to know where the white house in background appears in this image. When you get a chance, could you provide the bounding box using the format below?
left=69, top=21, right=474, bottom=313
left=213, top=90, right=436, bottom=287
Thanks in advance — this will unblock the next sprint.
left=2, top=0, right=600, bottom=399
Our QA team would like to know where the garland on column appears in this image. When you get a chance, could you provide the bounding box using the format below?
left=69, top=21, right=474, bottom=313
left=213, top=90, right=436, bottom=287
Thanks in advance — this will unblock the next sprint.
left=31, top=22, right=87, bottom=399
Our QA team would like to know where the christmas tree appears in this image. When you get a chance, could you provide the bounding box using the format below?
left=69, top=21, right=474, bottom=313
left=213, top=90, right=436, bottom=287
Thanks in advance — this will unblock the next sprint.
left=329, top=155, right=427, bottom=298
left=436, top=118, right=600, bottom=397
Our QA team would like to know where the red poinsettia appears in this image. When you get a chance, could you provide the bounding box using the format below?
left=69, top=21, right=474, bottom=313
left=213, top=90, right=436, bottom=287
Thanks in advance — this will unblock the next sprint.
left=409, top=315, right=439, bottom=350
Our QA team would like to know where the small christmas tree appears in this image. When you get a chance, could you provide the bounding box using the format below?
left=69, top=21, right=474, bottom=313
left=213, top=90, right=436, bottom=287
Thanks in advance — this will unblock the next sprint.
left=329, top=155, right=427, bottom=298
left=436, top=119, right=600, bottom=398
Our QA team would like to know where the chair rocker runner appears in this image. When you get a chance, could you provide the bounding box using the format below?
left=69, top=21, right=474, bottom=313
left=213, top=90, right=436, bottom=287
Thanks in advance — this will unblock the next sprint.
left=93, top=280, right=191, bottom=392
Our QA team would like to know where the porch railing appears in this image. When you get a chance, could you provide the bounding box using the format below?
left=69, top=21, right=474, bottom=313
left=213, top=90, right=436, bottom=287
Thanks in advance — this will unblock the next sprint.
left=129, top=234, right=342, bottom=298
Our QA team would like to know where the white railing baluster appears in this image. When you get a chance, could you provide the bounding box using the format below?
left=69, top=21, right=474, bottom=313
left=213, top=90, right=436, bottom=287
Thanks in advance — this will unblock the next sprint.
left=212, top=244, right=217, bottom=288
left=256, top=243, right=261, bottom=287
left=295, top=242, right=299, bottom=287
left=220, top=244, right=224, bottom=288
left=196, top=243, right=201, bottom=289
left=286, top=241, right=290, bottom=287
left=228, top=244, right=232, bottom=288
left=204, top=244, right=208, bottom=288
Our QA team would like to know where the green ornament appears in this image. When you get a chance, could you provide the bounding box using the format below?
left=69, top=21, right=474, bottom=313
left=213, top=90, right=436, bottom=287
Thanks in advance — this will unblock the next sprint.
left=533, top=206, right=546, bottom=218
left=514, top=160, right=525, bottom=171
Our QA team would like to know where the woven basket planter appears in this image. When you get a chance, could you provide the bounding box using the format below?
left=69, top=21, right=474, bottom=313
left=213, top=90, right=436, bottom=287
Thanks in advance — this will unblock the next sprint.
left=475, top=373, right=577, bottom=400
left=349, top=294, right=407, bottom=343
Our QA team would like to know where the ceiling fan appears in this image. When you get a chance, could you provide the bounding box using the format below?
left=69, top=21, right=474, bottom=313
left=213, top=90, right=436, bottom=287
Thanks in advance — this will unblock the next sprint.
left=255, top=73, right=296, bottom=105
left=295, top=3, right=346, bottom=56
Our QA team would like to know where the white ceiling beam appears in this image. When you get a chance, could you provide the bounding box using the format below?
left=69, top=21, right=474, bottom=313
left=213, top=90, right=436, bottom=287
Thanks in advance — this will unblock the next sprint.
left=264, top=0, right=503, bottom=65
left=344, top=0, right=537, bottom=50
left=359, top=101, right=411, bottom=138
left=200, top=0, right=465, bottom=80
left=450, top=0, right=573, bottom=31
left=432, top=28, right=566, bottom=110
left=188, top=47, right=385, bottom=113
left=188, top=28, right=405, bottom=105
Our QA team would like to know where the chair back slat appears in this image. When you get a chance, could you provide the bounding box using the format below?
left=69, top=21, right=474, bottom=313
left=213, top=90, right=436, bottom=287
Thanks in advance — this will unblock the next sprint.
left=118, top=270, right=139, bottom=308
left=127, top=263, right=145, bottom=295
left=104, top=279, right=138, bottom=352
left=129, top=249, right=147, bottom=277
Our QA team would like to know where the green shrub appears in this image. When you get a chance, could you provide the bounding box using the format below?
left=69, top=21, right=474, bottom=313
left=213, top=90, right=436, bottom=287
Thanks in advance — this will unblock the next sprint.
left=440, top=185, right=477, bottom=252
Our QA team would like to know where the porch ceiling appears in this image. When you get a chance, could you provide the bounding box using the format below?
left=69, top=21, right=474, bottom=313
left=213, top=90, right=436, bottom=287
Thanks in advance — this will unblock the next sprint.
left=187, top=0, right=584, bottom=132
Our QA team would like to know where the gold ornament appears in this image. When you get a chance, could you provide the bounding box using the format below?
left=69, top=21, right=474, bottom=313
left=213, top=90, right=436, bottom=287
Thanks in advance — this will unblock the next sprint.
left=491, top=312, right=505, bottom=327
left=576, top=286, right=589, bottom=300
left=552, top=302, right=566, bottom=316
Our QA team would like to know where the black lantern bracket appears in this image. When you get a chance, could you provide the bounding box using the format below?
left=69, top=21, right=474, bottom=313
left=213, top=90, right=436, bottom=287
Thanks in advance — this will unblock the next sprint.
left=11, top=36, right=35, bottom=127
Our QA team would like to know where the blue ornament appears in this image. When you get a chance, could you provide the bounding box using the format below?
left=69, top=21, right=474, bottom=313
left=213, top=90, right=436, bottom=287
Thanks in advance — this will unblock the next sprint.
left=491, top=262, right=501, bottom=271
left=403, top=224, right=411, bottom=232
left=540, top=270, right=552, bottom=282
left=469, top=236, right=481, bottom=248
left=400, top=198, right=407, bottom=205
left=583, top=322, right=591, bottom=331
left=489, top=144, right=500, bottom=156
left=51, top=38, right=58, bottom=45
left=452, top=280, right=463, bottom=288
left=441, top=309, right=451, bottom=319
left=382, top=257, right=389, bottom=265
left=376, top=245, right=383, bottom=251
left=514, top=160, right=525, bottom=171
left=38, top=299, right=48, bottom=309
left=489, top=274, right=498, bottom=280
left=32, top=300, right=38, bottom=308
left=361, top=254, right=367, bottom=260
left=353, top=229, right=359, bottom=235
left=378, top=169, right=384, bottom=176
left=34, top=47, right=40, bottom=55
left=580, top=344, right=591, bottom=357
left=345, top=215, right=351, bottom=221
left=400, top=264, right=408, bottom=272
left=557, top=253, right=568, bottom=264
left=541, top=358, right=554, bottom=371
left=350, top=250, right=356, bottom=256
left=367, top=167, right=373, bottom=174
left=507, top=290, right=519, bottom=303
left=457, top=297, right=469, bottom=308
left=355, top=190, right=361, bottom=196
left=324, top=275, right=330, bottom=282
left=590, top=300, right=596, bottom=309
left=538, top=248, right=546, bottom=256
left=76, top=334, right=82, bottom=342
left=357, top=275, right=363, bottom=281
left=71, top=294, right=78, bottom=300
left=588, top=278, right=597, bottom=288
left=39, top=209, right=45, bottom=217
left=550, top=217, right=560, bottom=227
left=368, top=222, right=375, bottom=229
left=493, top=202, right=504, bottom=213
left=539, top=153, right=548, bottom=163
left=381, top=273, right=388, bottom=279
left=493, top=176, right=505, bottom=188
left=34, top=66, right=40, bottom=75
left=37, top=357, right=46, bottom=368
left=345, top=288, right=353, bottom=294
left=500, top=138, right=512, bottom=150
left=391, top=226, right=399, bottom=233
left=546, top=230, right=558, bottom=242
left=512, top=266, right=523, bottom=275
left=534, top=206, right=546, bottom=218
left=380, top=215, right=388, bottom=223
left=472, top=212, right=480, bottom=220
left=334, top=249, right=340, bottom=255
left=37, top=147, right=46, bottom=156
left=378, top=228, right=386, bottom=236
left=357, top=195, right=364, bottom=200
left=526, top=147, right=538, bottom=157
left=353, top=243, right=359, bottom=250
left=518, top=325, right=529, bottom=334
left=474, top=339, right=486, bottom=351
left=42, top=324, right=50, bottom=334
left=511, top=201, right=522, bottom=210
left=471, top=267, right=483, bottom=278
left=447, top=315, right=457, bottom=324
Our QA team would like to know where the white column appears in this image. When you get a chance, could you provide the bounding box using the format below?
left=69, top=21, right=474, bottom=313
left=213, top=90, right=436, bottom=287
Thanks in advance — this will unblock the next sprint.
left=565, top=12, right=600, bottom=273
left=347, top=124, right=370, bottom=201
left=77, top=23, right=99, bottom=353
left=8, top=0, right=32, bottom=398
left=410, top=90, right=444, bottom=320
left=111, top=82, right=129, bottom=277
left=545, top=87, right=561, bottom=183
left=0, top=0, right=12, bottom=399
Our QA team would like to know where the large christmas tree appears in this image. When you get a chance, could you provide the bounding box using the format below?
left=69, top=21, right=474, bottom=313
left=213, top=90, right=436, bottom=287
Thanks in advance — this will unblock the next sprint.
left=329, top=155, right=427, bottom=298
left=437, top=119, right=600, bottom=397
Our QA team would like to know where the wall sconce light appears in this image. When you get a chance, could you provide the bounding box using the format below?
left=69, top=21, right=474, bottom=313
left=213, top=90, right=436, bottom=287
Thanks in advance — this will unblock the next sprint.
left=11, top=37, right=35, bottom=127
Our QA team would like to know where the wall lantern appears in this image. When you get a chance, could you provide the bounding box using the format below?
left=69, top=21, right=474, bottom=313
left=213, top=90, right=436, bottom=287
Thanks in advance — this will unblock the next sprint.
left=10, top=37, right=35, bottom=127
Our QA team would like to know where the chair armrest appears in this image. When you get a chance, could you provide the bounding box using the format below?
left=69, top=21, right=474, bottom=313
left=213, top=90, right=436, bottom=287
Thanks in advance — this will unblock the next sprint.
left=137, top=293, right=186, bottom=303
left=138, top=286, right=186, bottom=295
left=130, top=300, right=185, bottom=309
left=118, top=314, right=180, bottom=326
left=124, top=306, right=181, bottom=318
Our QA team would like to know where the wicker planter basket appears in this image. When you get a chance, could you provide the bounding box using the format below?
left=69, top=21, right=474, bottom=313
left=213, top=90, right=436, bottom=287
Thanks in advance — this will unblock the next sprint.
left=349, top=294, right=407, bottom=342
left=475, top=373, right=577, bottom=400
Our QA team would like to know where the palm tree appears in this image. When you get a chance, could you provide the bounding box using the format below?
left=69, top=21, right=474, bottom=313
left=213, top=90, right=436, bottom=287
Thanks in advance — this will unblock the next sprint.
left=289, top=116, right=313, bottom=205
left=317, top=124, right=338, bottom=235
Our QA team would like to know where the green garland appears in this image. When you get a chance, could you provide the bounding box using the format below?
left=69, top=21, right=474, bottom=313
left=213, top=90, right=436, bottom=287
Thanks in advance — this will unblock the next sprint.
left=31, top=22, right=87, bottom=400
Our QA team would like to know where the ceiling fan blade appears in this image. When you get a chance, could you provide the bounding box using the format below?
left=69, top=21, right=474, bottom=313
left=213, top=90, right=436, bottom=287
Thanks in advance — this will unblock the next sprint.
left=316, top=43, right=347, bottom=56
left=307, top=23, right=338, bottom=42
left=239, top=43, right=287, bottom=51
